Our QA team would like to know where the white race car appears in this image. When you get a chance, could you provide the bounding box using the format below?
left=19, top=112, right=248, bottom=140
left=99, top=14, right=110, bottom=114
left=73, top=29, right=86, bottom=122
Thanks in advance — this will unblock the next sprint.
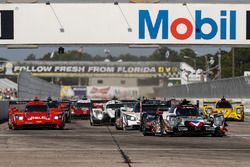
left=104, top=100, right=124, bottom=125
left=115, top=105, right=140, bottom=130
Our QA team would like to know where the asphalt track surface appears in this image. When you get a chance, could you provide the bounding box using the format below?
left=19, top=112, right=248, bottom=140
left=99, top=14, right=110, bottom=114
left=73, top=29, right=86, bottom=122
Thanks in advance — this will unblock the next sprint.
left=0, top=117, right=250, bottom=167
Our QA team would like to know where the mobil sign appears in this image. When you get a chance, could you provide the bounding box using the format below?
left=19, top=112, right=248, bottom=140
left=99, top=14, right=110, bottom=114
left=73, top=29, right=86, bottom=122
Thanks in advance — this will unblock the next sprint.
left=137, top=4, right=247, bottom=44
left=139, top=10, right=236, bottom=40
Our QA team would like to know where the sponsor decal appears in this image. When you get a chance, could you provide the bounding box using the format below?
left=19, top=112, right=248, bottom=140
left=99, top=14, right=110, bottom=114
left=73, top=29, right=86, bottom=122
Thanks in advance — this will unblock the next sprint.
left=28, top=116, right=47, bottom=120
left=189, top=121, right=203, bottom=127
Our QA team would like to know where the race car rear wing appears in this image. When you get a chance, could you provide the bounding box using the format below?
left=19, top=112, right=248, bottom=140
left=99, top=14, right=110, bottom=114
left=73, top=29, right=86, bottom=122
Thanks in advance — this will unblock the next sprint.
left=203, top=101, right=216, bottom=107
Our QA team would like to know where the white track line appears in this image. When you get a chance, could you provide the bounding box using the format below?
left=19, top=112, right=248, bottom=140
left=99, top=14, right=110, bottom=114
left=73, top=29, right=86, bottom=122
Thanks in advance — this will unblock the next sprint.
left=0, top=148, right=250, bottom=151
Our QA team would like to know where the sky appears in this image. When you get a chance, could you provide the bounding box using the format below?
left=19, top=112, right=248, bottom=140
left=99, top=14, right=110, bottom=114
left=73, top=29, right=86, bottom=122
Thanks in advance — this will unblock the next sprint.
left=0, top=0, right=242, bottom=60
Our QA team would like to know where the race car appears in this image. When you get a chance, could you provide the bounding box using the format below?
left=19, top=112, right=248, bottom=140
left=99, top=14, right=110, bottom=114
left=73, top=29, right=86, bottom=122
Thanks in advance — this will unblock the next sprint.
left=104, top=100, right=124, bottom=125
left=202, top=97, right=244, bottom=121
left=115, top=105, right=140, bottom=130
left=71, top=99, right=92, bottom=119
left=90, top=100, right=109, bottom=126
left=139, top=103, right=163, bottom=136
left=8, top=98, right=65, bottom=130
left=58, top=100, right=72, bottom=123
left=162, top=102, right=227, bottom=137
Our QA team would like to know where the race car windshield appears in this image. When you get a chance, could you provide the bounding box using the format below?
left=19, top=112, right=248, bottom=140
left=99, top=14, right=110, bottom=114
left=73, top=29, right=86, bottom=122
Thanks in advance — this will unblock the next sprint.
left=141, top=105, right=158, bottom=113
left=48, top=101, right=59, bottom=108
left=147, top=114, right=156, bottom=121
left=106, top=104, right=124, bottom=109
left=216, top=101, right=232, bottom=108
left=176, top=107, right=199, bottom=116
left=77, top=103, right=92, bottom=108
left=123, top=102, right=136, bottom=108
left=25, top=105, right=48, bottom=112
left=134, top=104, right=158, bottom=113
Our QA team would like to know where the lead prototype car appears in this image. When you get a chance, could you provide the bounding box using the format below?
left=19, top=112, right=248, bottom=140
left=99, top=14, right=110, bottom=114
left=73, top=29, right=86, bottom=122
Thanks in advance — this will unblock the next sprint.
left=8, top=98, right=65, bottom=130
left=163, top=103, right=227, bottom=136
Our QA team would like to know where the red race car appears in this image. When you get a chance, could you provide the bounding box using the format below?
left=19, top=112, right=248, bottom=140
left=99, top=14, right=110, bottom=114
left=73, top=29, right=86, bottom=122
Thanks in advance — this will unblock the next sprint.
left=8, top=98, right=65, bottom=130
left=70, top=99, right=92, bottom=119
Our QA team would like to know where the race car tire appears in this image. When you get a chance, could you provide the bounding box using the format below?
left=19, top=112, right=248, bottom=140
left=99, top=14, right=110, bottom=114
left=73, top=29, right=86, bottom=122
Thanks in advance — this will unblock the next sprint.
left=90, top=119, right=93, bottom=126
left=8, top=123, right=12, bottom=130
left=57, top=125, right=65, bottom=130
left=115, top=124, right=122, bottom=130
left=122, top=125, right=127, bottom=131
left=8, top=119, right=12, bottom=129
left=65, top=114, right=71, bottom=123
left=142, top=126, right=149, bottom=136
left=212, top=129, right=224, bottom=137
left=12, top=125, right=18, bottom=130
left=91, top=120, right=99, bottom=126
left=240, top=115, right=244, bottom=122
left=160, top=128, right=164, bottom=137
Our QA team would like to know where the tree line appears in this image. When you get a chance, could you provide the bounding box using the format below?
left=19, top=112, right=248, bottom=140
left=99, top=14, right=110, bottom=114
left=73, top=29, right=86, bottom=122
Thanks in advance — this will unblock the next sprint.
left=22, top=47, right=250, bottom=79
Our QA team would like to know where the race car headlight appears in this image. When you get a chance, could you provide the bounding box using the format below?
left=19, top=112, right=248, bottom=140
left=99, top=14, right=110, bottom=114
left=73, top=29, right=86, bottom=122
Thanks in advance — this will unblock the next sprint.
left=93, top=111, right=103, bottom=120
left=214, top=115, right=224, bottom=126
left=126, top=115, right=136, bottom=121
left=54, top=115, right=62, bottom=120
left=97, top=114, right=103, bottom=120
left=18, top=116, right=24, bottom=121
left=236, top=108, right=242, bottom=114
left=15, top=115, right=24, bottom=120
left=206, top=108, right=212, bottom=114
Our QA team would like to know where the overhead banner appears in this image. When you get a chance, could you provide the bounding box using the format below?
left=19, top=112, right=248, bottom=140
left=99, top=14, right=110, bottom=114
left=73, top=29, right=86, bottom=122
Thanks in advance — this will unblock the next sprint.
left=1, top=61, right=180, bottom=78
left=0, top=3, right=248, bottom=45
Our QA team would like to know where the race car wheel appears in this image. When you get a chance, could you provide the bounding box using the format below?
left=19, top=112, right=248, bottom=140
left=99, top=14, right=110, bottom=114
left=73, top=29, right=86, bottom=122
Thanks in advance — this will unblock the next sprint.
left=212, top=129, right=224, bottom=137
left=12, top=125, right=18, bottom=130
left=66, top=114, right=71, bottom=123
left=90, top=118, right=93, bottom=126
left=240, top=115, right=244, bottom=122
left=122, top=125, right=127, bottom=131
left=142, top=126, right=149, bottom=136
left=8, top=123, right=12, bottom=130
left=8, top=119, right=12, bottom=129
left=57, top=125, right=64, bottom=130
left=160, top=128, right=164, bottom=137
left=115, top=124, right=122, bottom=130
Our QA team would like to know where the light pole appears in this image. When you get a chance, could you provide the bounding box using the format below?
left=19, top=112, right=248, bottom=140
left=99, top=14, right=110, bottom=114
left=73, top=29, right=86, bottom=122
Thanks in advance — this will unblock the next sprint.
left=204, top=56, right=215, bottom=81
left=165, top=50, right=170, bottom=60
left=232, top=47, right=235, bottom=77
left=218, top=49, right=222, bottom=79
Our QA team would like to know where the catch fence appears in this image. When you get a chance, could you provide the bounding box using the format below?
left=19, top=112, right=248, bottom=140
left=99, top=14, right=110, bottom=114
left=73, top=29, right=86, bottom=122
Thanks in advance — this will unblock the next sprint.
left=155, top=76, right=250, bottom=99
left=18, top=71, right=60, bottom=99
